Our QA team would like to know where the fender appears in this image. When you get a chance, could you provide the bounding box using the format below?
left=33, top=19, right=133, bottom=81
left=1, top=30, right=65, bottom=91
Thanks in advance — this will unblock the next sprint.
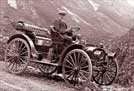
left=7, top=32, right=38, bottom=58
left=84, top=46, right=106, bottom=60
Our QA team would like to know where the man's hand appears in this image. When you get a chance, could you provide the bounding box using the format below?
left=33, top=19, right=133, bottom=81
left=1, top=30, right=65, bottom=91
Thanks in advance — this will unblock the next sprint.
left=59, top=28, right=71, bottom=35
left=62, top=34, right=72, bottom=40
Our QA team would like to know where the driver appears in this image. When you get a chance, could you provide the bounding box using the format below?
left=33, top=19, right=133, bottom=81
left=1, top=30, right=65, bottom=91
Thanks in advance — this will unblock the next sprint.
left=53, top=11, right=67, bottom=33
left=52, top=11, right=72, bottom=44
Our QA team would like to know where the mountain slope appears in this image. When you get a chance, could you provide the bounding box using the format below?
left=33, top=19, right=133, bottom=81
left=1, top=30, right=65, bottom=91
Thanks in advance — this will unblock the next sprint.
left=1, top=0, right=134, bottom=43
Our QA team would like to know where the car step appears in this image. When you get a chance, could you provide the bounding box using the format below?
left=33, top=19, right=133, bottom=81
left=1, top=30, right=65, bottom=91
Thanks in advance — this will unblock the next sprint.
left=31, top=59, right=58, bottom=66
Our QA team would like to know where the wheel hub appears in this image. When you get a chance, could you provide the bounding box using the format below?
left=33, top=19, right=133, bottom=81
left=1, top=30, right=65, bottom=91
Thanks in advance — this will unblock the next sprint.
left=14, top=53, right=19, bottom=57
left=73, top=67, right=80, bottom=75
left=102, top=69, right=106, bottom=73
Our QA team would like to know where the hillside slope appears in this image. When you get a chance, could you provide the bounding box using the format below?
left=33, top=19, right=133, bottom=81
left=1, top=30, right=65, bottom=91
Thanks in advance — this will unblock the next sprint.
left=0, top=0, right=134, bottom=43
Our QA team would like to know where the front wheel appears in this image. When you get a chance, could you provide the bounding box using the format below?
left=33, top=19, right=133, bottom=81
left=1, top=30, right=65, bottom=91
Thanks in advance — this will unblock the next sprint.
left=62, top=49, right=92, bottom=90
left=92, top=57, right=118, bottom=85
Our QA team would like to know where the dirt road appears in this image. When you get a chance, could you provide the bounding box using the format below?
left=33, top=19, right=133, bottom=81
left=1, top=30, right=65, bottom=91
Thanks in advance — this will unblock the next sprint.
left=0, top=61, right=132, bottom=91
left=0, top=61, right=77, bottom=91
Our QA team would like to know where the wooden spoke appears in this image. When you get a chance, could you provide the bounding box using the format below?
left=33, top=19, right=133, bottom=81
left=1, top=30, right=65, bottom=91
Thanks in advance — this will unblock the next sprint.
left=71, top=73, right=75, bottom=81
left=80, top=59, right=88, bottom=67
left=77, top=52, right=81, bottom=64
left=10, top=61, right=16, bottom=70
left=67, top=71, right=74, bottom=79
left=93, top=71, right=100, bottom=79
left=97, top=73, right=103, bottom=83
left=101, top=74, right=104, bottom=84
left=65, top=59, right=74, bottom=67
left=80, top=65, right=89, bottom=69
left=79, top=72, right=88, bottom=80
left=18, top=41, right=23, bottom=51
left=20, top=50, right=28, bottom=56
left=65, top=69, right=72, bottom=74
left=100, top=73, right=105, bottom=84
left=73, top=52, right=78, bottom=65
left=65, top=64, right=74, bottom=69
left=106, top=71, right=115, bottom=79
left=104, top=72, right=112, bottom=84
left=7, top=58, right=15, bottom=68
left=19, top=45, right=27, bottom=54
left=19, top=57, right=27, bottom=64
left=77, top=74, right=83, bottom=84
left=78, top=53, right=82, bottom=64
left=102, top=73, right=107, bottom=84
left=68, top=55, right=76, bottom=66
left=15, top=40, right=20, bottom=52
left=80, top=69, right=89, bottom=74
left=7, top=56, right=15, bottom=62
left=106, top=68, right=116, bottom=73
left=14, top=62, right=19, bottom=72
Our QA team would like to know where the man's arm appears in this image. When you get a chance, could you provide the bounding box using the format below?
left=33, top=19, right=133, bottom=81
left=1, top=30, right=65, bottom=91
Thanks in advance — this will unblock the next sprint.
left=62, top=34, right=72, bottom=40
left=53, top=19, right=61, bottom=32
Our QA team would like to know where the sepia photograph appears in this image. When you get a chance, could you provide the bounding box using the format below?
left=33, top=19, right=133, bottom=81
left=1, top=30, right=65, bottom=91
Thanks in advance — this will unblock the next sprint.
left=0, top=0, right=134, bottom=91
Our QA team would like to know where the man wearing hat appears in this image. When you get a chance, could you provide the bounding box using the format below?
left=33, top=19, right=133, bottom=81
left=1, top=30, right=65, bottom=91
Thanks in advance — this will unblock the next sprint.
left=53, top=11, right=68, bottom=33
left=51, top=11, right=74, bottom=61
left=52, top=11, right=72, bottom=45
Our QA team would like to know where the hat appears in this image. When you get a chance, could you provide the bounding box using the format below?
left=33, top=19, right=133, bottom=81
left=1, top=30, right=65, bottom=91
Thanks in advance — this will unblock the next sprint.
left=58, top=11, right=66, bottom=16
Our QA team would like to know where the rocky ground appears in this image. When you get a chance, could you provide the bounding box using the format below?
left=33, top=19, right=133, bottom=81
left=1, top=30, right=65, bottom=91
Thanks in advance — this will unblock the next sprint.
left=0, top=61, right=76, bottom=91
left=0, top=61, right=133, bottom=91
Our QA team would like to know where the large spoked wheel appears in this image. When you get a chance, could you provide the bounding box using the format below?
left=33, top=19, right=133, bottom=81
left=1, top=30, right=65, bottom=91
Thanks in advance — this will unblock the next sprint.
left=62, top=49, right=92, bottom=90
left=92, top=57, right=118, bottom=85
left=38, top=65, right=57, bottom=75
left=5, top=38, right=31, bottom=74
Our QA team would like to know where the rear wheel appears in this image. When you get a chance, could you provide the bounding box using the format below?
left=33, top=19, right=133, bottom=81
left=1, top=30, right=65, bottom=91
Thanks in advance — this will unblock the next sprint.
left=38, top=65, right=57, bottom=75
left=5, top=38, right=30, bottom=74
left=62, top=49, right=92, bottom=90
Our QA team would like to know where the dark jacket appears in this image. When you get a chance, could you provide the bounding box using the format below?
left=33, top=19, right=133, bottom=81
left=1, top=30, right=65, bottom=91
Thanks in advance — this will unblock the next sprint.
left=53, top=19, right=67, bottom=33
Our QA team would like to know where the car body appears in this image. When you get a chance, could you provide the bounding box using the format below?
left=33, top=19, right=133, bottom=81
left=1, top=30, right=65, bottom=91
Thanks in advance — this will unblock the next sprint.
left=5, top=21, right=118, bottom=90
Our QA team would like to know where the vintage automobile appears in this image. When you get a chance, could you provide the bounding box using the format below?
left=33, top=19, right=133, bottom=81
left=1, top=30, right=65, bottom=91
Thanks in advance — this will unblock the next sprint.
left=4, top=20, right=118, bottom=90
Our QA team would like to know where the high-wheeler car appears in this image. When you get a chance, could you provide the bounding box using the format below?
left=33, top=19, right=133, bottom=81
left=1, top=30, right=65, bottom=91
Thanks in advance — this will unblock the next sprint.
left=5, top=19, right=118, bottom=90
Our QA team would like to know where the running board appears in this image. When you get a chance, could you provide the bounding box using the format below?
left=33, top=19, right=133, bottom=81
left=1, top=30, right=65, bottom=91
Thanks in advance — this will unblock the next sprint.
left=31, top=59, right=58, bottom=66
